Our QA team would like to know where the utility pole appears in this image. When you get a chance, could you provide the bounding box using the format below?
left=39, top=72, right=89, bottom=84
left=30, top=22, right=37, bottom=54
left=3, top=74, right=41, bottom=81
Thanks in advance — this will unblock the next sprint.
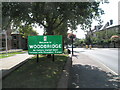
left=71, top=37, right=74, bottom=55
left=5, top=31, right=8, bottom=56
left=67, top=33, right=76, bottom=56
left=3, top=30, right=8, bottom=56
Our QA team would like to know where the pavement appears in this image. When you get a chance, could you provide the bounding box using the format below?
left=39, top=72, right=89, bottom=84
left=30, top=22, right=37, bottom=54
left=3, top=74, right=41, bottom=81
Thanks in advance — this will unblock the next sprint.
left=0, top=52, right=34, bottom=78
left=68, top=52, right=119, bottom=88
left=0, top=49, right=119, bottom=88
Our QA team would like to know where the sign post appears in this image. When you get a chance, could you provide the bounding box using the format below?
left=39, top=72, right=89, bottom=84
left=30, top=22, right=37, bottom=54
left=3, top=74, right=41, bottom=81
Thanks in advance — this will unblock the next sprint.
left=37, top=54, right=39, bottom=63
left=28, top=35, right=63, bottom=62
left=52, top=54, right=54, bottom=62
left=67, top=33, right=76, bottom=56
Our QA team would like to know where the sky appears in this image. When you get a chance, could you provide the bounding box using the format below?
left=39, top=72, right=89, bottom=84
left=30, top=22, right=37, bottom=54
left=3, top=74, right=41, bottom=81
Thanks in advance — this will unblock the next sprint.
left=34, top=0, right=120, bottom=39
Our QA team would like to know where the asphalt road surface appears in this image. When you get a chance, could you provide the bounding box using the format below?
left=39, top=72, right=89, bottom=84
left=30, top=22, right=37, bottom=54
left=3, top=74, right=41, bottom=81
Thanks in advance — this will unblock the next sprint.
left=69, top=48, right=119, bottom=75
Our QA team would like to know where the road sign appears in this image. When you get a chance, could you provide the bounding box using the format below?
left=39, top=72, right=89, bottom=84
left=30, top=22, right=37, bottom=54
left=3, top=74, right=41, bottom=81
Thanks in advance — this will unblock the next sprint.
left=28, top=35, right=63, bottom=54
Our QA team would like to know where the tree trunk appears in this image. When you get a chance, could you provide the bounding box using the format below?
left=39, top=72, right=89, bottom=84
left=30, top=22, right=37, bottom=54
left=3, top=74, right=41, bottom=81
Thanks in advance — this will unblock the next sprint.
left=46, top=27, right=54, bottom=58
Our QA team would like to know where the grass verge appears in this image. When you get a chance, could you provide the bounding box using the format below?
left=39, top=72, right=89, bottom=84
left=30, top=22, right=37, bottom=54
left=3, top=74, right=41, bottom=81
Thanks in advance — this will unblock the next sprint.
left=0, top=51, right=26, bottom=59
left=2, top=54, right=68, bottom=88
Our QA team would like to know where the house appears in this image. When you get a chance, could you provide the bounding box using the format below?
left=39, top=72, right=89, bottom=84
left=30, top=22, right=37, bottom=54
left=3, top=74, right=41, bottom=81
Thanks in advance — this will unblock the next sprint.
left=11, top=34, right=27, bottom=50
left=0, top=31, right=28, bottom=51
left=85, top=20, right=120, bottom=48
left=1, top=30, right=12, bottom=50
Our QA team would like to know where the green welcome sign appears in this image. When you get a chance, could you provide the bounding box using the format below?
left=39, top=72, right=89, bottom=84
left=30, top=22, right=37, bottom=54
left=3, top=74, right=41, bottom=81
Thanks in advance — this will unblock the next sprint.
left=28, top=35, right=63, bottom=54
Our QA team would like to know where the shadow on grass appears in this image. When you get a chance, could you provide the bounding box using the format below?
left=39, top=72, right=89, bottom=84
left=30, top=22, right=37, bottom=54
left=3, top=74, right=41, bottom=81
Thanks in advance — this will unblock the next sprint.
left=68, top=64, right=119, bottom=88
left=2, top=55, right=68, bottom=88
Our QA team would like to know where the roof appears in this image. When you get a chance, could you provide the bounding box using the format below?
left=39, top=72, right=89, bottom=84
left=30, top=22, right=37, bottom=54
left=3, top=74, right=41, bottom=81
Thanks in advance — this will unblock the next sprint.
left=99, top=24, right=120, bottom=31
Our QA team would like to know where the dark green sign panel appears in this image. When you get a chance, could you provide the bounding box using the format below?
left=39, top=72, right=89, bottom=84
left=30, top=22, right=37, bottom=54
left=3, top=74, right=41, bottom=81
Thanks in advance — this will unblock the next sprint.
left=28, top=35, right=63, bottom=54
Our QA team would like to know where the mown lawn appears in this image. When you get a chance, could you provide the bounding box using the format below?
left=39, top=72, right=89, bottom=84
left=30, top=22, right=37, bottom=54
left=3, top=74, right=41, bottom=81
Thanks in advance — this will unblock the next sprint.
left=0, top=51, right=26, bottom=59
left=2, top=54, right=68, bottom=88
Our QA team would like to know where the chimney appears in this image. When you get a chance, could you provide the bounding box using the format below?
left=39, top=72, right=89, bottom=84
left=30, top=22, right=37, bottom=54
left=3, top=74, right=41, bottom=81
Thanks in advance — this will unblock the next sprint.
left=110, top=20, right=113, bottom=25
left=107, top=22, right=109, bottom=26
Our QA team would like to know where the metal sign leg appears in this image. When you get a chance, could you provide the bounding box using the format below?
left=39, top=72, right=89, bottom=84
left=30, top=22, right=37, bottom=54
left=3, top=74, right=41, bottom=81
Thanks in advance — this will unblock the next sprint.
left=37, top=54, right=39, bottom=63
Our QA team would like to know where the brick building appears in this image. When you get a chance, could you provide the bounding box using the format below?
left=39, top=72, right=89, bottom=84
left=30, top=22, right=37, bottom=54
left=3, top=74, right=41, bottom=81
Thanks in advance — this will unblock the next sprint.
left=0, top=32, right=27, bottom=50
left=1, top=30, right=12, bottom=50
left=11, top=34, right=27, bottom=50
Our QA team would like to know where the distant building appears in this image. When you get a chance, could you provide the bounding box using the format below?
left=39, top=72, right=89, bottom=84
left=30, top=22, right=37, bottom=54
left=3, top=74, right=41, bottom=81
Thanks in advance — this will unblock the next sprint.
left=1, top=30, right=12, bottom=50
left=94, top=25, right=120, bottom=40
left=0, top=32, right=28, bottom=50
left=85, top=21, right=120, bottom=48
left=11, top=34, right=27, bottom=50
left=1, top=26, right=38, bottom=51
left=87, top=19, right=119, bottom=39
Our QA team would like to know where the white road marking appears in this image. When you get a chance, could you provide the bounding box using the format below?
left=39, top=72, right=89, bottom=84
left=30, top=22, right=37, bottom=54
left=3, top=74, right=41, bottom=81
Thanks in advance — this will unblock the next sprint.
left=96, top=60, right=118, bottom=75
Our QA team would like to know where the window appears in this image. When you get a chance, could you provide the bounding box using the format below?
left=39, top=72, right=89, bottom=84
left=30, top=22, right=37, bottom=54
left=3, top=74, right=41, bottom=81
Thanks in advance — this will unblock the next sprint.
left=14, top=43, right=16, bottom=47
left=13, top=36, right=16, bottom=39
left=2, top=39, right=5, bottom=47
left=2, top=42, right=5, bottom=47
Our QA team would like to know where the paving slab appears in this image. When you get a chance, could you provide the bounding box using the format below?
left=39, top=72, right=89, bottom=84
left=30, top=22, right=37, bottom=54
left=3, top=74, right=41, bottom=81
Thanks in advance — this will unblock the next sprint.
left=68, top=52, right=119, bottom=88
left=0, top=52, right=34, bottom=70
left=0, top=52, right=34, bottom=78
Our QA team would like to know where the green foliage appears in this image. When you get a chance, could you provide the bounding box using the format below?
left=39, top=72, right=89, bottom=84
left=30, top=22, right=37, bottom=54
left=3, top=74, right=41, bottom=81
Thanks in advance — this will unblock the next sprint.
left=2, top=2, right=103, bottom=35
left=85, top=36, right=92, bottom=45
left=2, top=2, right=32, bottom=29
left=18, top=24, right=38, bottom=38
left=74, top=38, right=80, bottom=45
left=73, top=38, right=82, bottom=46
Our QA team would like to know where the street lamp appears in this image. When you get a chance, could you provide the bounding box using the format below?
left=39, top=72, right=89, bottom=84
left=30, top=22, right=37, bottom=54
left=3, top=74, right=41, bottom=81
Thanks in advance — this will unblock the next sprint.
left=3, top=30, right=8, bottom=56
left=67, top=33, right=76, bottom=55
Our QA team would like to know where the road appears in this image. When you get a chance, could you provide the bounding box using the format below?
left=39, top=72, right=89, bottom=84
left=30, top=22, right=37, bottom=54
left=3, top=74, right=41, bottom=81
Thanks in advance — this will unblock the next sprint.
left=69, top=48, right=119, bottom=75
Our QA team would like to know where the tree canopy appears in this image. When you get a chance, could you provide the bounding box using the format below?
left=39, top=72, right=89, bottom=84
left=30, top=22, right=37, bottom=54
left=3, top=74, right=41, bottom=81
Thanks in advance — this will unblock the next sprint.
left=2, top=2, right=104, bottom=35
left=18, top=24, right=38, bottom=38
